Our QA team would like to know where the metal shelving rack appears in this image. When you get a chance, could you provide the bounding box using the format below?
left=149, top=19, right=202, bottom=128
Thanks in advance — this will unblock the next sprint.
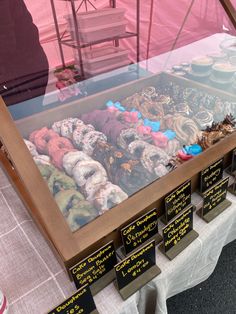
left=50, top=0, right=140, bottom=79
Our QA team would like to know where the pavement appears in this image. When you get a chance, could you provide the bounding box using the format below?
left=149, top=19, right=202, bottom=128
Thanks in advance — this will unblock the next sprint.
left=167, top=240, right=236, bottom=314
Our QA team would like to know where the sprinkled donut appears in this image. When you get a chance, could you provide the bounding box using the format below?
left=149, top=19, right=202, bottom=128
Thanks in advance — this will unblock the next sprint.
left=72, top=124, right=95, bottom=148
left=82, top=131, right=107, bottom=156
left=60, top=118, right=84, bottom=138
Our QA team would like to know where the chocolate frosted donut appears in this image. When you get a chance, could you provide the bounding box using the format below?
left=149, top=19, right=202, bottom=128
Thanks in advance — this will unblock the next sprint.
left=92, top=182, right=128, bottom=214
left=48, top=169, right=77, bottom=195
left=63, top=151, right=92, bottom=176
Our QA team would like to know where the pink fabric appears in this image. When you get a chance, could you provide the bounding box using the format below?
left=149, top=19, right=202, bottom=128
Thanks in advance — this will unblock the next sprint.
left=24, top=0, right=236, bottom=69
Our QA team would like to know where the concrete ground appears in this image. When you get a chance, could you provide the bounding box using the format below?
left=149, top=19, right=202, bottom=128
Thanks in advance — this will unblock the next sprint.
left=167, top=240, right=236, bottom=314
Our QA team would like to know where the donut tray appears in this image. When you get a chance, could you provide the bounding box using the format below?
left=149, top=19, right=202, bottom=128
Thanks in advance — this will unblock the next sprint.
left=0, top=72, right=235, bottom=272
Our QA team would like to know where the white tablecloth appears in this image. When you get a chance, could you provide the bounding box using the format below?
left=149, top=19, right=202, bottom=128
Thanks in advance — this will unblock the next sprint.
left=0, top=164, right=236, bottom=314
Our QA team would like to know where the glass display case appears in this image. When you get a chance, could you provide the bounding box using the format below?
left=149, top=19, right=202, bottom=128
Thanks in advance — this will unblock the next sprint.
left=0, top=0, right=236, bottom=271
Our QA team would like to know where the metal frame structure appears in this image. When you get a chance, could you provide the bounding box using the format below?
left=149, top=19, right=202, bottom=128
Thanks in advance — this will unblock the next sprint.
left=50, top=0, right=140, bottom=79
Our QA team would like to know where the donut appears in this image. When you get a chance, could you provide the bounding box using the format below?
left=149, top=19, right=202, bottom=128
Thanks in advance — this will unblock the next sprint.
left=194, top=110, right=213, bottom=129
left=82, top=131, right=107, bottom=156
left=60, top=118, right=84, bottom=138
left=54, top=189, right=85, bottom=216
left=24, top=139, right=38, bottom=156
left=48, top=169, right=77, bottom=195
left=66, top=202, right=99, bottom=231
left=33, top=154, right=51, bottom=166
left=141, top=145, right=169, bottom=172
left=72, top=160, right=108, bottom=198
left=72, top=124, right=95, bottom=148
left=30, top=127, right=59, bottom=154
left=117, top=128, right=140, bottom=149
left=164, top=138, right=180, bottom=156
left=92, top=182, right=128, bottom=214
left=37, top=164, right=56, bottom=180
left=128, top=140, right=150, bottom=158
left=47, top=137, right=74, bottom=169
left=172, top=115, right=200, bottom=145
left=154, top=164, right=169, bottom=177
left=63, top=151, right=92, bottom=176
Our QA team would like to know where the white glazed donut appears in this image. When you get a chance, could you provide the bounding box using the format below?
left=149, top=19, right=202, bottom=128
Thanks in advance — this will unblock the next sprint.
left=24, top=139, right=39, bottom=157
left=63, top=151, right=92, bottom=176
left=33, top=154, right=51, bottom=166
left=73, top=160, right=108, bottom=198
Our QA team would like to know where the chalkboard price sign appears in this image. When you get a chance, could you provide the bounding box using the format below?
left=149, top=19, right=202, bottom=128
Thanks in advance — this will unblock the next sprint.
left=48, top=285, right=97, bottom=314
left=200, top=158, right=223, bottom=193
left=121, top=208, right=159, bottom=255
left=202, top=177, right=229, bottom=216
left=164, top=180, right=191, bottom=222
left=70, top=241, right=117, bottom=290
left=162, top=205, right=193, bottom=253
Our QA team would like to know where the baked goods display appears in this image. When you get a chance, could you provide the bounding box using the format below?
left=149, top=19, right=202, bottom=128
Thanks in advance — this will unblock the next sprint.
left=23, top=80, right=236, bottom=232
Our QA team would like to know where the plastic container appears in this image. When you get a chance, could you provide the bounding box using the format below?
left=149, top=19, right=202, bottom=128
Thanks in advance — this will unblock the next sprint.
left=75, top=46, right=129, bottom=72
left=0, top=290, right=8, bottom=314
left=83, top=59, right=130, bottom=76
left=71, top=21, right=127, bottom=43
left=65, top=8, right=126, bottom=29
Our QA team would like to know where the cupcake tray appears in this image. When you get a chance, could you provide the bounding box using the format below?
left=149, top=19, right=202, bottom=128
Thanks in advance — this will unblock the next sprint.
left=0, top=72, right=235, bottom=272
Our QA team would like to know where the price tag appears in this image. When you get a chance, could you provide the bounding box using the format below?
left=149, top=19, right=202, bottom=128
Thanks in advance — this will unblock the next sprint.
left=162, top=205, right=193, bottom=253
left=202, top=177, right=229, bottom=216
left=121, top=208, right=159, bottom=255
left=115, top=240, right=157, bottom=291
left=200, top=158, right=223, bottom=193
left=70, top=241, right=117, bottom=290
left=164, top=180, right=191, bottom=222
left=48, top=285, right=97, bottom=314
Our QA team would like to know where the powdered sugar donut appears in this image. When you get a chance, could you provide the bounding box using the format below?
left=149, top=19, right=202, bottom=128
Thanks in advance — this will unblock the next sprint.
left=72, top=124, right=95, bottom=148
left=82, top=131, right=107, bottom=156
left=92, top=182, right=128, bottom=214
left=73, top=160, right=108, bottom=198
left=63, top=151, right=92, bottom=176
left=33, top=154, right=51, bottom=166
left=24, top=139, right=38, bottom=156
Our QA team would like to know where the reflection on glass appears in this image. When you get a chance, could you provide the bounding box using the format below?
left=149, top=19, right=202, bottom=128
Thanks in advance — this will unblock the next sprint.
left=4, top=1, right=236, bottom=232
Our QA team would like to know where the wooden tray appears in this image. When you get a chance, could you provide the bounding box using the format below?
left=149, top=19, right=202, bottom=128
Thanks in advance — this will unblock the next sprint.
left=0, top=72, right=235, bottom=272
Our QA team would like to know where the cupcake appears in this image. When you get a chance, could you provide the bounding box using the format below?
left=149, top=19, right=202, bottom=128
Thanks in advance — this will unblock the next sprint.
left=212, top=63, right=236, bottom=81
left=191, top=56, right=213, bottom=73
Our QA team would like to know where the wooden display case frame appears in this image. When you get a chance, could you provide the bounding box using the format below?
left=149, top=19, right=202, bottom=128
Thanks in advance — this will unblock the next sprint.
left=0, top=72, right=235, bottom=272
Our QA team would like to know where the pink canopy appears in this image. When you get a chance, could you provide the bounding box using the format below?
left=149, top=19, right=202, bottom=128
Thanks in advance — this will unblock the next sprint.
left=24, top=0, right=236, bottom=69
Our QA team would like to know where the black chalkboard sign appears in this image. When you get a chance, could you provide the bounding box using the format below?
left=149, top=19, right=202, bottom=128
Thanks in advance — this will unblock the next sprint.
left=165, top=180, right=191, bottom=222
left=200, top=158, right=223, bottom=193
left=115, top=240, right=156, bottom=290
left=121, top=208, right=158, bottom=255
left=202, top=177, right=229, bottom=216
left=48, top=285, right=97, bottom=314
left=162, top=205, right=193, bottom=253
left=70, top=241, right=117, bottom=289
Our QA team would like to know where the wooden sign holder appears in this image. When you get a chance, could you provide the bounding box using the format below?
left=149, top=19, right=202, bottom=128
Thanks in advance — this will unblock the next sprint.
left=159, top=229, right=199, bottom=260
left=197, top=199, right=232, bottom=223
